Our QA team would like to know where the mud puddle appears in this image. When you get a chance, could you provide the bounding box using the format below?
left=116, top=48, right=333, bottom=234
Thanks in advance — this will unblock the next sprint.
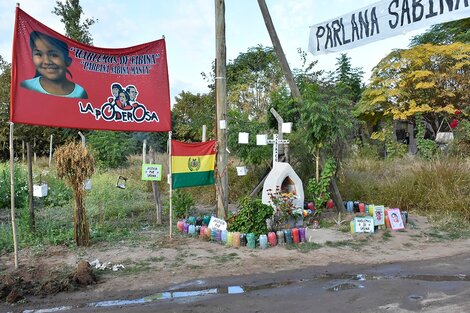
left=17, top=273, right=469, bottom=312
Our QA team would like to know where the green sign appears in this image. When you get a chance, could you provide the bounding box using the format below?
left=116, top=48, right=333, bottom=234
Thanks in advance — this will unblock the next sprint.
left=141, top=164, right=163, bottom=181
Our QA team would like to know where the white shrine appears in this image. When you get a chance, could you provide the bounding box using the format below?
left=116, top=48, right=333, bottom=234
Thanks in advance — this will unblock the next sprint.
left=261, top=162, right=304, bottom=209
left=260, top=133, right=304, bottom=209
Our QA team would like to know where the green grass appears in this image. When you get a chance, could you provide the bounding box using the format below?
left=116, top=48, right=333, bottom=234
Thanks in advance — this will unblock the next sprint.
left=147, top=256, right=166, bottom=262
left=286, top=242, right=322, bottom=253
left=123, top=261, right=153, bottom=274
left=324, top=240, right=365, bottom=250
left=382, top=230, right=392, bottom=241
left=211, top=252, right=240, bottom=263
left=425, top=211, right=470, bottom=241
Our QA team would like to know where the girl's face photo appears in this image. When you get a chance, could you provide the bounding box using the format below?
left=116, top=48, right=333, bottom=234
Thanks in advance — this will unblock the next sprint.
left=32, top=38, right=68, bottom=82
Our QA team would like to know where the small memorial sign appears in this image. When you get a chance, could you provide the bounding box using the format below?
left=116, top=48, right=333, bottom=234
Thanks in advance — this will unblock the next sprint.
left=387, top=208, right=405, bottom=230
left=141, top=164, right=163, bottom=181
left=208, top=216, right=227, bottom=231
left=354, top=216, right=374, bottom=233
left=373, top=205, right=385, bottom=226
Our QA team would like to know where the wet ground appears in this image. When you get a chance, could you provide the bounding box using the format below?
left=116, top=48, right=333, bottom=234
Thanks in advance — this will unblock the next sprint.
left=5, top=253, right=470, bottom=313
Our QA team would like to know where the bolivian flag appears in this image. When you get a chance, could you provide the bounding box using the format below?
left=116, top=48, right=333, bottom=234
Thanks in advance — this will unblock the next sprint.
left=171, top=140, right=217, bottom=189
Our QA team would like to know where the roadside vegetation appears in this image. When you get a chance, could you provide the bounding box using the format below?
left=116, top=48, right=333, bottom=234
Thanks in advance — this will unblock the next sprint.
left=0, top=2, right=469, bottom=255
left=1, top=150, right=470, bottom=253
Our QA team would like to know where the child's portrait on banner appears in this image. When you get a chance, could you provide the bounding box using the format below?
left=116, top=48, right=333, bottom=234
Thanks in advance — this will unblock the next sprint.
left=20, top=31, right=88, bottom=98
left=12, top=8, right=171, bottom=132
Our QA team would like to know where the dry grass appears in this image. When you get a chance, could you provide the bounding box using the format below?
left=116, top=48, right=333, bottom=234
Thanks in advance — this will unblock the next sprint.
left=339, top=156, right=470, bottom=220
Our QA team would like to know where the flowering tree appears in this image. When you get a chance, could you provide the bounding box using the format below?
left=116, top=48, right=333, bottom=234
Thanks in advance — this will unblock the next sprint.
left=356, top=43, right=469, bottom=138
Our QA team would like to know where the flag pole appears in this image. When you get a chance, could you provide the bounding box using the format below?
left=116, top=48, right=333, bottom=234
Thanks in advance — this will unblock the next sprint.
left=168, top=131, right=173, bottom=238
left=9, top=122, right=19, bottom=269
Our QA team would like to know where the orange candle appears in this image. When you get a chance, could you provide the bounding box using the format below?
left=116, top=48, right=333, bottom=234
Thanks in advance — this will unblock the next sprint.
left=233, top=232, right=241, bottom=247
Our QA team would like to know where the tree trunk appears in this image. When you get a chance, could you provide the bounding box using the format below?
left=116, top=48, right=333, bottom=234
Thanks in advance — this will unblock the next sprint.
left=408, top=122, right=418, bottom=154
left=315, top=147, right=320, bottom=182
left=329, top=179, right=344, bottom=213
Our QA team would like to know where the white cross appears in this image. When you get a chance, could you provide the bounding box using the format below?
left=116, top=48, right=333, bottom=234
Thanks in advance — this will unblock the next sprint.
left=267, top=134, right=289, bottom=165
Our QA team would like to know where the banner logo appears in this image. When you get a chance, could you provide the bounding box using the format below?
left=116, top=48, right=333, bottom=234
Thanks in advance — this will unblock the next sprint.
left=78, top=82, right=159, bottom=123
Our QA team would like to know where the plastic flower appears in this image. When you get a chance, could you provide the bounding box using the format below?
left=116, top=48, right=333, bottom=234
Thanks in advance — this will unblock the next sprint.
left=450, top=118, right=459, bottom=129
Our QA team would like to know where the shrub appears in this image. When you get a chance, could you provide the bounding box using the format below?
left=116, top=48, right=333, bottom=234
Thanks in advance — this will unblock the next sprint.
left=305, top=159, right=335, bottom=212
left=42, top=169, right=73, bottom=208
left=171, top=190, right=195, bottom=219
left=416, top=114, right=438, bottom=160
left=0, top=162, right=28, bottom=210
left=228, top=196, right=272, bottom=236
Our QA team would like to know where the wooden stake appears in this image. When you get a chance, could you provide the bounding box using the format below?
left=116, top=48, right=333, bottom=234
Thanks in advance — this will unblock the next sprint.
left=48, top=135, right=53, bottom=167
left=168, top=132, right=173, bottom=238
left=142, top=139, right=147, bottom=164
left=9, top=123, right=19, bottom=269
left=27, top=142, right=35, bottom=232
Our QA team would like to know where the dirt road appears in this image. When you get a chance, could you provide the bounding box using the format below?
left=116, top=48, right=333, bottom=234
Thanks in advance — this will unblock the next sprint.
left=6, top=253, right=470, bottom=312
left=2, top=214, right=470, bottom=312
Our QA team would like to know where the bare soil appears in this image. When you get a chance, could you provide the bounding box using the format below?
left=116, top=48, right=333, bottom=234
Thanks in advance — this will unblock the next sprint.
left=1, top=212, right=470, bottom=309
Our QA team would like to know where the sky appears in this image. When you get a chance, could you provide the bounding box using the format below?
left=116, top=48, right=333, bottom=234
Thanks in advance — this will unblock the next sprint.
left=0, top=0, right=429, bottom=105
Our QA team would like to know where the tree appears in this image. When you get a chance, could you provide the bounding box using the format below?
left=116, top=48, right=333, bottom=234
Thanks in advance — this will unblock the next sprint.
left=87, top=131, right=137, bottom=169
left=226, top=45, right=286, bottom=122
left=199, top=46, right=288, bottom=167
left=329, top=53, right=364, bottom=104
left=52, top=0, right=96, bottom=45
left=356, top=43, right=470, bottom=137
left=0, top=56, right=11, bottom=157
left=297, top=80, right=353, bottom=181
left=172, top=91, right=216, bottom=142
left=410, top=18, right=470, bottom=46
left=226, top=109, right=272, bottom=166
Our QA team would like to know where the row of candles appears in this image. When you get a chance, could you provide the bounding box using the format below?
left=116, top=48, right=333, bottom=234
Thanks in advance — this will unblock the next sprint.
left=176, top=220, right=308, bottom=248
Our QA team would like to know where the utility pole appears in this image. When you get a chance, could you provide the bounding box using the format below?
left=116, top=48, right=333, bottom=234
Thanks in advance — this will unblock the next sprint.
left=258, top=0, right=301, bottom=100
left=215, top=0, right=228, bottom=218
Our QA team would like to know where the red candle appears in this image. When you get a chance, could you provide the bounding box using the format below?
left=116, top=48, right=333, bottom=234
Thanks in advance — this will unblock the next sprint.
left=268, top=232, right=277, bottom=246
left=292, top=228, right=300, bottom=244
left=177, top=221, right=184, bottom=232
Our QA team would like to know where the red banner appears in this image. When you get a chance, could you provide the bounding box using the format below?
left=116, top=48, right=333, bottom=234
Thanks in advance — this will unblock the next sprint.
left=10, top=8, right=171, bottom=132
